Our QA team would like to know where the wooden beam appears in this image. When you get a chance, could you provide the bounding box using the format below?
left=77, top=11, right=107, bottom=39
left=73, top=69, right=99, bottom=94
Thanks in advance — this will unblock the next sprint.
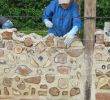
left=84, top=0, right=96, bottom=100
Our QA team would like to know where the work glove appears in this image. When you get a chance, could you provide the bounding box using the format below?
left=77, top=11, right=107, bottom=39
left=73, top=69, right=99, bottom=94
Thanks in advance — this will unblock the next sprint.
left=44, top=19, right=53, bottom=28
left=64, top=26, right=79, bottom=48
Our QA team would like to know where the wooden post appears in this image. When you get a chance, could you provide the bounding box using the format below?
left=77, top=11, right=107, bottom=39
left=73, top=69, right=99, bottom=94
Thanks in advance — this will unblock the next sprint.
left=84, top=0, right=96, bottom=100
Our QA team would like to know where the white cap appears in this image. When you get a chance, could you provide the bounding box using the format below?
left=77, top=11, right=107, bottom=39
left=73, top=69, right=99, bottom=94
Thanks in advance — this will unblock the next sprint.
left=58, top=0, right=70, bottom=4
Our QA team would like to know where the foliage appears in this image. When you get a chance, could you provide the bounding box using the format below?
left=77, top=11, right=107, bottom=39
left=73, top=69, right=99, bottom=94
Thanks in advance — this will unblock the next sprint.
left=0, top=0, right=110, bottom=31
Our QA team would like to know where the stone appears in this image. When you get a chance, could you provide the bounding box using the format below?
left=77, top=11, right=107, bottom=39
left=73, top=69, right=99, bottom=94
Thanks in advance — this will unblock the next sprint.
left=24, top=92, right=29, bottom=95
left=96, top=93, right=110, bottom=100
left=66, top=48, right=83, bottom=57
left=0, top=49, right=4, bottom=57
left=57, top=39, right=67, bottom=49
left=24, top=76, right=41, bottom=84
left=15, top=65, right=32, bottom=76
left=45, top=36, right=54, bottom=47
left=95, top=70, right=104, bottom=77
left=4, top=68, right=10, bottom=73
left=17, top=82, right=26, bottom=90
left=49, top=87, right=60, bottom=96
left=54, top=53, right=67, bottom=64
left=14, top=76, right=20, bottom=82
left=40, top=84, right=48, bottom=89
left=57, top=66, right=71, bottom=74
left=0, top=59, right=6, bottom=64
left=58, top=78, right=68, bottom=89
left=3, top=77, right=12, bottom=87
left=31, top=88, right=36, bottom=95
left=14, top=45, right=23, bottom=54
left=2, top=31, right=12, bottom=40
left=100, top=84, right=110, bottom=89
left=104, top=42, right=110, bottom=47
left=62, top=91, right=68, bottom=96
left=38, top=91, right=47, bottom=96
left=95, top=34, right=104, bottom=44
left=97, top=76, right=108, bottom=88
left=30, top=58, right=40, bottom=68
left=4, top=87, right=9, bottom=95
left=70, top=87, right=80, bottom=96
left=106, top=71, right=110, bottom=77
left=36, top=69, right=42, bottom=75
left=24, top=38, right=33, bottom=47
left=0, top=41, right=5, bottom=48
left=45, top=74, right=55, bottom=83
left=107, top=64, right=110, bottom=69
left=95, top=53, right=102, bottom=61
left=6, top=41, right=13, bottom=50
left=12, top=88, right=21, bottom=96
left=35, top=42, right=46, bottom=53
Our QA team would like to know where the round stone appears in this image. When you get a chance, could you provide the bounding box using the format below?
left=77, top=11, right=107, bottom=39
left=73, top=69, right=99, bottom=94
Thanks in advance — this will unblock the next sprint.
left=24, top=38, right=33, bottom=47
left=49, top=87, right=60, bottom=96
left=14, top=45, right=23, bottom=54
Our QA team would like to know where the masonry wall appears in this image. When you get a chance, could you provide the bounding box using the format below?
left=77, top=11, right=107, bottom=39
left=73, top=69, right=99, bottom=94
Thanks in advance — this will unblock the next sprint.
left=0, top=29, right=85, bottom=100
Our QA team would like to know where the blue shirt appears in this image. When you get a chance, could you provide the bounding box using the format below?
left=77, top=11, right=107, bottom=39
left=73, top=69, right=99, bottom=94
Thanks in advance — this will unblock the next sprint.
left=43, top=0, right=82, bottom=37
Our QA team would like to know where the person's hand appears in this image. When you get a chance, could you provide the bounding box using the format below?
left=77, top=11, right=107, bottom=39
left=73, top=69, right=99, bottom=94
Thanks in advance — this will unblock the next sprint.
left=63, top=26, right=79, bottom=48
left=64, top=33, right=76, bottom=48
left=44, top=19, right=53, bottom=28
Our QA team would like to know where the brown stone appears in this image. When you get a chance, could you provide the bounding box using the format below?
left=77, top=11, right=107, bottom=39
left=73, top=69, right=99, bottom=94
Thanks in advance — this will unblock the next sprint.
left=14, top=76, right=20, bottom=82
left=15, top=65, right=32, bottom=76
left=38, top=91, right=47, bottom=96
left=45, top=36, right=54, bottom=47
left=0, top=49, right=4, bottom=57
left=14, top=45, right=23, bottom=54
left=58, top=78, right=68, bottom=89
left=67, top=48, right=83, bottom=57
left=54, top=53, right=67, bottom=64
left=35, top=42, right=46, bottom=53
left=57, top=39, right=67, bottom=49
left=49, top=87, right=60, bottom=96
left=40, top=84, right=48, bottom=89
left=3, top=77, right=12, bottom=87
left=24, top=76, right=41, bottom=84
left=2, top=31, right=12, bottom=40
left=45, top=74, right=55, bottom=83
left=96, top=93, right=110, bottom=100
left=4, top=87, right=9, bottom=95
left=24, top=38, right=33, bottom=47
left=62, top=91, right=68, bottom=96
left=17, top=82, right=26, bottom=90
left=104, top=42, right=110, bottom=47
left=57, top=66, right=71, bottom=74
left=31, top=88, right=36, bottom=95
left=70, top=87, right=80, bottom=96
left=96, top=34, right=104, bottom=44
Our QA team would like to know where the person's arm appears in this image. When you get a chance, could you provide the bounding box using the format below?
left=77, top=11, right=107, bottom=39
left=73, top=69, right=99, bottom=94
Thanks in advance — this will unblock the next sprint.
left=64, top=3, right=82, bottom=47
left=42, top=0, right=56, bottom=28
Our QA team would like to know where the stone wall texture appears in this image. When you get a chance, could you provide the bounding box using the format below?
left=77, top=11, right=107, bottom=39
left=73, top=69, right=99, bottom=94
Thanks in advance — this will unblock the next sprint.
left=0, top=28, right=110, bottom=100
left=0, top=28, right=85, bottom=100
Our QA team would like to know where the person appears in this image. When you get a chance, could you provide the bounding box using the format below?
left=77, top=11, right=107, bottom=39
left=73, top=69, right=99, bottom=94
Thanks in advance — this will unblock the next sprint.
left=43, top=0, right=82, bottom=47
left=0, top=16, right=13, bottom=29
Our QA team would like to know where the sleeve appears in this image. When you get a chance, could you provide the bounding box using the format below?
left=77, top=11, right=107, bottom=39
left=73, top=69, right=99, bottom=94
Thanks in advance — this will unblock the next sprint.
left=42, top=0, right=56, bottom=22
left=72, top=3, right=82, bottom=30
